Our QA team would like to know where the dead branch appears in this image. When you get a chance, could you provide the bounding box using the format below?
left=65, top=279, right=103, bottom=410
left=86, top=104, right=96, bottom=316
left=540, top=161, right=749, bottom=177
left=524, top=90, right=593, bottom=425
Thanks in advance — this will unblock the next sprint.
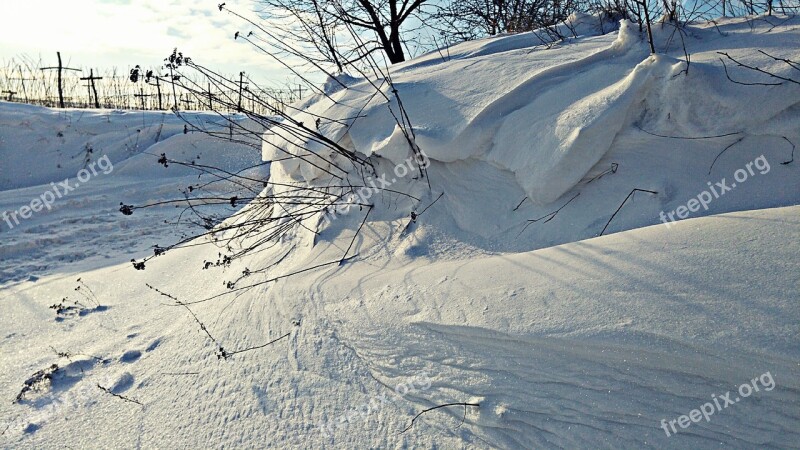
left=96, top=384, right=143, bottom=406
left=708, top=136, right=746, bottom=174
left=341, top=205, right=373, bottom=265
left=781, top=136, right=795, bottom=165
left=718, top=51, right=800, bottom=86
left=146, top=283, right=225, bottom=357
left=635, top=124, right=743, bottom=140
left=512, top=196, right=528, bottom=211
left=400, top=402, right=480, bottom=434
left=222, top=332, right=291, bottom=358
left=586, top=163, right=619, bottom=184
left=600, top=188, right=658, bottom=236
left=519, top=192, right=581, bottom=236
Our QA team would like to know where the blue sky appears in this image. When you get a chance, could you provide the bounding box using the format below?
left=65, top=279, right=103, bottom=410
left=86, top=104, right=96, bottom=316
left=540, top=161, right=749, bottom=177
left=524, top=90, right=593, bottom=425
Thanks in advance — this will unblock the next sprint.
left=0, top=0, right=296, bottom=84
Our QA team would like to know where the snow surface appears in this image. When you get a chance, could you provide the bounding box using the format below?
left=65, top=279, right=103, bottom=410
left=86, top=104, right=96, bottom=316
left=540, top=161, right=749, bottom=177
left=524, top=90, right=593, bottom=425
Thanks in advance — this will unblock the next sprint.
left=1, top=14, right=799, bottom=450
left=0, top=104, right=266, bottom=284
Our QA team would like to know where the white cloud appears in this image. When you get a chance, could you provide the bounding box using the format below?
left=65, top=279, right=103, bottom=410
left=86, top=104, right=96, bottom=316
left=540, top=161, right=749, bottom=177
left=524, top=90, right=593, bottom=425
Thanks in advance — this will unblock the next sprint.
left=0, top=0, right=300, bottom=84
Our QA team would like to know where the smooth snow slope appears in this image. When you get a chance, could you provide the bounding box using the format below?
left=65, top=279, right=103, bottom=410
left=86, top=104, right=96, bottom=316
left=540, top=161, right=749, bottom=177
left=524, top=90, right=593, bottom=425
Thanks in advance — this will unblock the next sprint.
left=1, top=206, right=797, bottom=448
left=1, top=13, right=799, bottom=450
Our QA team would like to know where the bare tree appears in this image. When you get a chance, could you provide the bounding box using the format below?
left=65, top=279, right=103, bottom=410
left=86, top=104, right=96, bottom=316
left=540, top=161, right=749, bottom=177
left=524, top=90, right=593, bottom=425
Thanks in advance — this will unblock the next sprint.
left=635, top=0, right=656, bottom=53
left=258, top=0, right=428, bottom=67
left=431, top=0, right=584, bottom=39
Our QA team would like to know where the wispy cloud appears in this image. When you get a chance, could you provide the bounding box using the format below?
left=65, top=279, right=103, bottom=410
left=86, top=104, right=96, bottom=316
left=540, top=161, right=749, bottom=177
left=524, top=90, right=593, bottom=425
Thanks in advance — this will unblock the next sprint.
left=0, top=0, right=299, bottom=84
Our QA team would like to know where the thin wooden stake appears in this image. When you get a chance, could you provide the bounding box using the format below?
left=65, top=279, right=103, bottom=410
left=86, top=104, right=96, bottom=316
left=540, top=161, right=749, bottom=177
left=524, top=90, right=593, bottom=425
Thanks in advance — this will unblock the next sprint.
left=41, top=52, right=80, bottom=108
left=80, top=69, right=103, bottom=108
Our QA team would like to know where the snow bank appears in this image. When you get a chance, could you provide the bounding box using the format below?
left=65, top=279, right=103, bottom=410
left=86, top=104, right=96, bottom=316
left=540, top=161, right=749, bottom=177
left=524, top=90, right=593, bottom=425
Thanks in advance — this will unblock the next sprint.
left=0, top=103, right=265, bottom=283
left=0, top=103, right=261, bottom=189
left=3, top=201, right=797, bottom=448
left=264, top=18, right=800, bottom=210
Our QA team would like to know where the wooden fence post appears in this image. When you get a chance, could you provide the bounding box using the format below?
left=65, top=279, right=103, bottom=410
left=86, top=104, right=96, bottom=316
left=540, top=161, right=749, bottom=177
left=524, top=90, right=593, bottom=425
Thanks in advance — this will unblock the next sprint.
left=155, top=77, right=163, bottom=110
left=237, top=72, right=249, bottom=112
left=40, top=52, right=80, bottom=108
left=80, top=69, right=103, bottom=108
left=134, top=88, right=152, bottom=110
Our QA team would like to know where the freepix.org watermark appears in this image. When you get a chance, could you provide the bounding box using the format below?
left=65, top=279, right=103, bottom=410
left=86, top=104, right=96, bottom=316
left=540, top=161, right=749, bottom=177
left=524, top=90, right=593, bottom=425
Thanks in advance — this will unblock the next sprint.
left=320, top=151, right=430, bottom=226
left=660, top=371, right=775, bottom=437
left=2, top=155, right=114, bottom=230
left=317, top=371, right=432, bottom=437
left=659, top=155, right=770, bottom=227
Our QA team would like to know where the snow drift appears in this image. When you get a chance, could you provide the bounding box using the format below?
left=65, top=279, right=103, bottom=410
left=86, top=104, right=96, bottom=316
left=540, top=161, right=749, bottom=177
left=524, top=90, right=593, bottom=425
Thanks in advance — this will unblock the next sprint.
left=263, top=16, right=800, bottom=256
left=1, top=14, right=799, bottom=450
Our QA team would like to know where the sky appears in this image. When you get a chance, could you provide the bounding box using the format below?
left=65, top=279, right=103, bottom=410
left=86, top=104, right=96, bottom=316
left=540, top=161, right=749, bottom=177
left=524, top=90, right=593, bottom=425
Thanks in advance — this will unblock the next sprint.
left=0, top=0, right=297, bottom=86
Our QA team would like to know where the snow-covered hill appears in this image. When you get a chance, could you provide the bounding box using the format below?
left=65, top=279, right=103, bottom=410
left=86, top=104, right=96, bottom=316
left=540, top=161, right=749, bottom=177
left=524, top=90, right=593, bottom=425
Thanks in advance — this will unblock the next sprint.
left=1, top=14, right=799, bottom=450
left=268, top=16, right=800, bottom=255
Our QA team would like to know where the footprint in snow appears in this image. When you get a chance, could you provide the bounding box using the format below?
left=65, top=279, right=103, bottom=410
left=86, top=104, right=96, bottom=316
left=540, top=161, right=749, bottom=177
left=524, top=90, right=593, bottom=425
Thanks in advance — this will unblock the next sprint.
left=119, top=350, right=142, bottom=363
left=145, top=338, right=162, bottom=352
left=110, top=372, right=135, bottom=394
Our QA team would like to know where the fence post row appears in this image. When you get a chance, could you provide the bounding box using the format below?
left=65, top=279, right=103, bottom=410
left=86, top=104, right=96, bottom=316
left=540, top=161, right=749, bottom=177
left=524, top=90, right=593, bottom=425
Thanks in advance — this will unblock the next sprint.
left=4, top=52, right=295, bottom=114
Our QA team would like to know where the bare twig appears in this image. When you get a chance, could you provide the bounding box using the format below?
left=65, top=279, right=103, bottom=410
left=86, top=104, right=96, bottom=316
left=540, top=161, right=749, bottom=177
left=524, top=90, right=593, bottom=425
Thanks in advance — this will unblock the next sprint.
left=708, top=136, right=746, bottom=174
left=416, top=192, right=445, bottom=217
left=758, top=49, right=800, bottom=73
left=400, top=402, right=480, bottom=434
left=635, top=124, right=743, bottom=140
left=512, top=196, right=528, bottom=211
left=340, top=205, right=373, bottom=265
left=146, top=283, right=224, bottom=356
left=718, top=52, right=800, bottom=86
left=173, top=256, right=358, bottom=306
left=96, top=384, right=143, bottom=406
left=586, top=163, right=619, bottom=184
left=518, top=193, right=581, bottom=236
left=401, top=192, right=444, bottom=234
left=600, top=188, right=658, bottom=236
left=222, top=332, right=291, bottom=358
left=781, top=136, right=795, bottom=165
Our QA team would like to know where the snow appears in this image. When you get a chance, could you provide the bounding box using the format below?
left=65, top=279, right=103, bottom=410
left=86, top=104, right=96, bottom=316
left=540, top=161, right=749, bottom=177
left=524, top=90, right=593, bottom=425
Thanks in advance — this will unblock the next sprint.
left=0, top=104, right=266, bottom=284
left=267, top=17, right=799, bottom=216
left=2, top=14, right=799, bottom=449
